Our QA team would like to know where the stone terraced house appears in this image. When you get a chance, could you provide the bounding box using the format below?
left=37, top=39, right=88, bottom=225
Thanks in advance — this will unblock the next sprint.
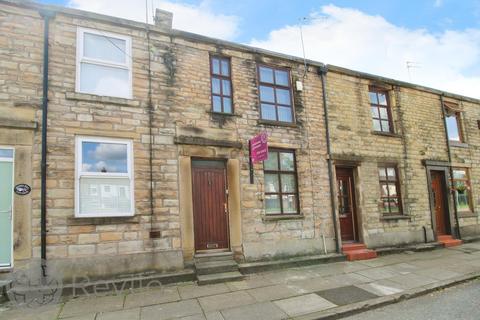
left=1, top=0, right=479, bottom=284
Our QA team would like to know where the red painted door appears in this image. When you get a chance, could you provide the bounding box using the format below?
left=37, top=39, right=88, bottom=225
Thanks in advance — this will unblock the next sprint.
left=336, top=167, right=358, bottom=242
left=192, top=160, right=229, bottom=251
left=431, top=171, right=449, bottom=235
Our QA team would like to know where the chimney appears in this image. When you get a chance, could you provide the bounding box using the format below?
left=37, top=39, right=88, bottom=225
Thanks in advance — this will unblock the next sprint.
left=154, top=8, right=173, bottom=30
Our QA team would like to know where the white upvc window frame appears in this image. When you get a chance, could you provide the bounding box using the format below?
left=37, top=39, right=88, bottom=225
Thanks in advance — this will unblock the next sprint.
left=75, top=136, right=135, bottom=218
left=0, top=146, right=14, bottom=269
left=75, top=27, right=133, bottom=99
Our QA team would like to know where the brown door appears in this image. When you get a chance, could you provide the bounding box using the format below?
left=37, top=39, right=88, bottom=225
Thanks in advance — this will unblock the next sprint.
left=336, top=167, right=359, bottom=242
left=430, top=170, right=450, bottom=235
left=192, top=160, right=229, bottom=251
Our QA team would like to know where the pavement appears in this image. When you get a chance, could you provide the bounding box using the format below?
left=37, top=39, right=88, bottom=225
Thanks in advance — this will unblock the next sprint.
left=343, top=278, right=480, bottom=320
left=1, top=242, right=480, bottom=320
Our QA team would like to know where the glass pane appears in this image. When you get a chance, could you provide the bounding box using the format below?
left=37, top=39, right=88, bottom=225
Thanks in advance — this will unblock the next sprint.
left=389, top=197, right=400, bottom=213
left=282, top=195, right=297, bottom=214
left=211, top=58, right=220, bottom=75
left=378, top=168, right=387, bottom=179
left=79, top=177, right=131, bottom=215
left=372, top=119, right=381, bottom=131
left=379, top=107, right=388, bottom=119
left=455, top=185, right=470, bottom=211
left=261, top=104, right=277, bottom=121
left=369, top=92, right=378, bottom=104
left=446, top=115, right=460, bottom=141
left=274, top=70, right=289, bottom=86
left=211, top=78, right=221, bottom=94
left=220, top=59, right=230, bottom=76
left=212, top=96, right=222, bottom=112
left=264, top=151, right=278, bottom=170
left=259, top=66, right=274, bottom=83
left=264, top=174, right=279, bottom=193
left=387, top=167, right=396, bottom=179
left=280, top=152, right=294, bottom=171
left=380, top=183, right=389, bottom=197
left=281, top=174, right=296, bottom=192
left=223, top=98, right=232, bottom=113
left=371, top=107, right=379, bottom=118
left=453, top=169, right=467, bottom=180
left=278, top=106, right=293, bottom=122
left=82, top=141, right=128, bottom=173
left=265, top=194, right=281, bottom=214
left=388, top=184, right=397, bottom=196
left=378, top=93, right=387, bottom=105
left=380, top=198, right=390, bottom=213
left=222, top=79, right=231, bottom=96
left=80, top=63, right=129, bottom=98
left=381, top=120, right=390, bottom=132
left=0, top=149, right=13, bottom=158
left=276, top=88, right=291, bottom=105
left=83, top=32, right=126, bottom=64
left=259, top=86, right=275, bottom=103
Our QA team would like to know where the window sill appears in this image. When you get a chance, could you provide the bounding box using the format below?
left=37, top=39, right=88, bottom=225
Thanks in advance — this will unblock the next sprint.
left=68, top=215, right=140, bottom=225
left=207, top=111, right=241, bottom=117
left=66, top=92, right=140, bottom=107
left=371, top=131, right=402, bottom=138
left=449, top=141, right=469, bottom=148
left=458, top=211, right=477, bottom=218
left=258, top=120, right=297, bottom=128
left=380, top=214, right=410, bottom=221
left=262, top=214, right=304, bottom=221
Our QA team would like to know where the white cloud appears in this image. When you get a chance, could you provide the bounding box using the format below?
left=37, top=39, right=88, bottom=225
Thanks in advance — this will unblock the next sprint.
left=249, top=5, right=480, bottom=98
left=68, top=0, right=240, bottom=40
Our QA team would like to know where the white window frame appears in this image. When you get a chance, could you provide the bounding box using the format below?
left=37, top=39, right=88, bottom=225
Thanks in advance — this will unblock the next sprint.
left=76, top=27, right=133, bottom=99
left=75, top=136, right=134, bottom=218
left=0, top=146, right=14, bottom=269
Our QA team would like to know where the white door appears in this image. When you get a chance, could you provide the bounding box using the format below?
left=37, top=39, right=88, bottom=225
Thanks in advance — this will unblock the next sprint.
left=0, top=148, right=14, bottom=268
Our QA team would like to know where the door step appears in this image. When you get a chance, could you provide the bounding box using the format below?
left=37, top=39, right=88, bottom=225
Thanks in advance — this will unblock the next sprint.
left=197, top=271, right=244, bottom=285
left=342, top=243, right=377, bottom=261
left=437, top=235, right=463, bottom=248
left=194, top=251, right=243, bottom=285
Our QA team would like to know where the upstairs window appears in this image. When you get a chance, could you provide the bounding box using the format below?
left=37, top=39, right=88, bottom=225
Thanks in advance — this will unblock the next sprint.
left=369, top=88, right=393, bottom=133
left=445, top=108, right=463, bottom=142
left=263, top=149, right=299, bottom=215
left=452, top=168, right=472, bottom=212
left=378, top=166, right=402, bottom=215
left=75, top=137, right=134, bottom=217
left=210, top=56, right=233, bottom=114
left=258, top=65, right=294, bottom=123
left=76, top=27, right=132, bottom=99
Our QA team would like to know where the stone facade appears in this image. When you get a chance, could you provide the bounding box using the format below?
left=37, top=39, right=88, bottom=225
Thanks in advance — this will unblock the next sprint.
left=1, top=0, right=480, bottom=281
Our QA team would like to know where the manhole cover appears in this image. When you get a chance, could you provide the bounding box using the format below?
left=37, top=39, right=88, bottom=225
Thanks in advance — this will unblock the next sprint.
left=315, top=285, right=379, bottom=306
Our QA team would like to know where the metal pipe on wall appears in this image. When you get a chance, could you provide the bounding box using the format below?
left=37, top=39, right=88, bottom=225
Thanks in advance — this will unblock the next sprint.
left=319, top=66, right=341, bottom=253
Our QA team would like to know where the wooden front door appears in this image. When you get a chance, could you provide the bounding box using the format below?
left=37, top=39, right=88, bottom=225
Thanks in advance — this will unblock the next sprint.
left=431, top=170, right=450, bottom=235
left=192, top=160, right=229, bottom=251
left=336, top=167, right=358, bottom=242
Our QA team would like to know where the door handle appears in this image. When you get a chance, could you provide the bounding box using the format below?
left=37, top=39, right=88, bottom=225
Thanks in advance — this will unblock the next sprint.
left=224, top=203, right=228, bottom=215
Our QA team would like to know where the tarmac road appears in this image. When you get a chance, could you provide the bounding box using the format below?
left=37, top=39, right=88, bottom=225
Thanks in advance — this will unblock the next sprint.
left=344, top=279, right=480, bottom=320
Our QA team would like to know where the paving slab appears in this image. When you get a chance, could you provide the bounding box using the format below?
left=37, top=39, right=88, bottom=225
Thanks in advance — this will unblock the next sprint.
left=198, top=290, right=256, bottom=312
left=387, top=273, right=437, bottom=290
left=246, top=284, right=302, bottom=302
left=178, top=283, right=230, bottom=299
left=414, top=268, right=461, bottom=281
left=225, top=275, right=274, bottom=291
left=60, top=294, right=125, bottom=318
left=220, top=301, right=288, bottom=320
left=315, top=285, right=379, bottom=306
left=96, top=307, right=140, bottom=320
left=124, top=286, right=180, bottom=308
left=354, top=266, right=398, bottom=280
left=205, top=311, right=225, bottom=320
left=273, top=293, right=337, bottom=317
left=355, top=282, right=404, bottom=297
left=141, top=299, right=203, bottom=320
left=0, top=304, right=62, bottom=320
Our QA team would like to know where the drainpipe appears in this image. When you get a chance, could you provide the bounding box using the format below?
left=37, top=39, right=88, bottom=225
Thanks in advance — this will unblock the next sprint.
left=319, top=66, right=341, bottom=253
left=39, top=9, right=55, bottom=277
left=440, top=94, right=461, bottom=239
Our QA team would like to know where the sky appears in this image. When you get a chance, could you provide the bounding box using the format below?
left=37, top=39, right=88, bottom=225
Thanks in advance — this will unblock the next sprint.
left=39, top=0, right=480, bottom=98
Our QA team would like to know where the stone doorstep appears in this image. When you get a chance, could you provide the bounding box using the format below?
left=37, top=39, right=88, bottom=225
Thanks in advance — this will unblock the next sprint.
left=345, top=249, right=377, bottom=261
left=437, top=235, right=463, bottom=248
left=291, top=272, right=480, bottom=320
